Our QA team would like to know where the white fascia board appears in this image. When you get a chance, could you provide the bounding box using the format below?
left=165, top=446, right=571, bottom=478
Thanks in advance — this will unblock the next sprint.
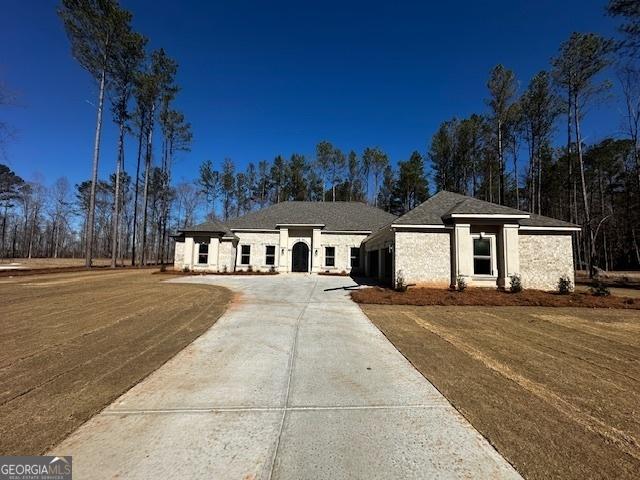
left=391, top=224, right=453, bottom=229
left=275, top=223, right=325, bottom=228
left=519, top=226, right=581, bottom=232
left=231, top=228, right=279, bottom=232
left=322, top=230, right=371, bottom=234
left=448, top=213, right=530, bottom=219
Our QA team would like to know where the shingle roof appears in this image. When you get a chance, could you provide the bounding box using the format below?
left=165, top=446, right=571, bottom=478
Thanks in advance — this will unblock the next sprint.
left=225, top=201, right=397, bottom=231
left=392, top=190, right=578, bottom=228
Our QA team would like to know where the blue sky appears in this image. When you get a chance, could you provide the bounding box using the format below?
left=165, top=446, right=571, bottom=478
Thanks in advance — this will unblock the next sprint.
left=0, top=0, right=622, bottom=188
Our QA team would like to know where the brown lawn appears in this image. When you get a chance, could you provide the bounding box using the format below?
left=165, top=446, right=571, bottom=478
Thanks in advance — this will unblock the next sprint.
left=0, top=258, right=112, bottom=269
left=361, top=304, right=640, bottom=480
left=0, top=270, right=231, bottom=455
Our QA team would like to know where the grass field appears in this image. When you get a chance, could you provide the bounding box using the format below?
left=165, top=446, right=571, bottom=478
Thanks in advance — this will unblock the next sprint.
left=0, top=270, right=231, bottom=455
left=0, top=258, right=113, bottom=269
left=362, top=305, right=640, bottom=480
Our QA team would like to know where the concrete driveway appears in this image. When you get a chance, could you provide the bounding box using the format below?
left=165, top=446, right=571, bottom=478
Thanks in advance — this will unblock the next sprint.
left=53, top=274, right=521, bottom=479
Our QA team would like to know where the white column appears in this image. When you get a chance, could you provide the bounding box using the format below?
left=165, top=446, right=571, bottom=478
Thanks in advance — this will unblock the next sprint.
left=502, top=224, right=520, bottom=288
left=311, top=228, right=322, bottom=273
left=454, top=224, right=472, bottom=280
left=278, top=228, right=289, bottom=272
left=183, top=236, right=195, bottom=271
left=209, top=236, right=219, bottom=270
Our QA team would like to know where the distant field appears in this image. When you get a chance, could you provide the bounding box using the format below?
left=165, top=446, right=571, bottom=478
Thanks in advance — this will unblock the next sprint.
left=0, top=258, right=112, bottom=269
left=363, top=305, right=640, bottom=480
left=0, top=270, right=231, bottom=455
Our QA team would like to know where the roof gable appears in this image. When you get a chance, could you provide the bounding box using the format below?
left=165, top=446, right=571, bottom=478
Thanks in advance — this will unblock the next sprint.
left=392, top=190, right=577, bottom=228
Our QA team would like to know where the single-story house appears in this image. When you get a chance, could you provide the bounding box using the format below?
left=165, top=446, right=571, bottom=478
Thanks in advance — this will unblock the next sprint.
left=173, top=190, right=579, bottom=290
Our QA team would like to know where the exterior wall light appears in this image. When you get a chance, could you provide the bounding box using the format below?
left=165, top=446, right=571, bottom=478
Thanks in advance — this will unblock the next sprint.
left=314, top=249, right=318, bottom=256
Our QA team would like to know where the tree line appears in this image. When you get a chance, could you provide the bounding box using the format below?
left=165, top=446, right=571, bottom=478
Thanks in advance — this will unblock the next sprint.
left=1, top=0, right=639, bottom=272
left=430, top=1, right=640, bottom=271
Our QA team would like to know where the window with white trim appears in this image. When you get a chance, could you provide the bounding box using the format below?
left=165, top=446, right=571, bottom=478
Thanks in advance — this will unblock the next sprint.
left=240, top=245, right=251, bottom=265
left=265, top=245, right=276, bottom=265
left=350, top=247, right=360, bottom=268
left=473, top=237, right=493, bottom=275
left=325, top=246, right=335, bottom=267
left=197, top=243, right=208, bottom=264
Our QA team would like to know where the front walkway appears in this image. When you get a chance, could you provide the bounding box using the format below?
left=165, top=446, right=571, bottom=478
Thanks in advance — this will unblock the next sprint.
left=53, top=274, right=521, bottom=479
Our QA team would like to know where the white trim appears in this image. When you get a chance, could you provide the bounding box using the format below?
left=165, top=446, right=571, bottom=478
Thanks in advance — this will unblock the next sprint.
left=519, top=226, right=581, bottom=232
left=448, top=213, right=530, bottom=219
left=231, top=228, right=279, bottom=233
left=276, top=223, right=325, bottom=228
left=322, top=230, right=371, bottom=234
left=391, top=224, right=453, bottom=229
left=471, top=233, right=497, bottom=277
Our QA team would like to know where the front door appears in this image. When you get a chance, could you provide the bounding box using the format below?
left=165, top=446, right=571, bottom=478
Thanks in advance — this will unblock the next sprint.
left=291, top=242, right=309, bottom=272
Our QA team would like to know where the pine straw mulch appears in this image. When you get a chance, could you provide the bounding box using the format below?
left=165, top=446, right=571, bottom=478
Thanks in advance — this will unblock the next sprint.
left=350, top=286, right=640, bottom=309
left=154, top=269, right=278, bottom=276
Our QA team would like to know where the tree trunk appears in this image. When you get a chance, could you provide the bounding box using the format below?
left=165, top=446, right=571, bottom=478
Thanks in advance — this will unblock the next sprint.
left=131, top=116, right=145, bottom=266
left=573, top=99, right=594, bottom=275
left=141, top=105, right=155, bottom=266
left=85, top=65, right=107, bottom=268
left=111, top=121, right=125, bottom=268
left=498, top=119, right=504, bottom=205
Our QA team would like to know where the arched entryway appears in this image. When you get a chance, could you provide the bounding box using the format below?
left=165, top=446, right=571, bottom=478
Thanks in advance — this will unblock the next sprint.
left=291, top=242, right=310, bottom=272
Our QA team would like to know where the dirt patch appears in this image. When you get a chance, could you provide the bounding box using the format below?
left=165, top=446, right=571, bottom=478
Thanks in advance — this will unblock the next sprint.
left=155, top=269, right=278, bottom=276
left=362, top=304, right=640, bottom=479
left=0, top=270, right=231, bottom=455
left=351, top=286, right=640, bottom=309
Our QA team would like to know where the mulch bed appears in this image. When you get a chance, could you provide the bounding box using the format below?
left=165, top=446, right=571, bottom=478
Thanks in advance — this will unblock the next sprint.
left=351, top=286, right=640, bottom=309
left=154, top=269, right=278, bottom=276
left=318, top=271, right=349, bottom=276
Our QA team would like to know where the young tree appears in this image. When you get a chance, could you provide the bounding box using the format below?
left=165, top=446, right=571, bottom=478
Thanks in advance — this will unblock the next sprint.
left=0, top=164, right=25, bottom=256
left=552, top=32, right=613, bottom=274
left=286, top=154, right=307, bottom=201
left=270, top=155, right=286, bottom=203
left=328, top=146, right=345, bottom=202
left=346, top=150, right=364, bottom=201
left=315, top=141, right=334, bottom=201
left=199, top=159, right=220, bottom=217
left=256, top=160, right=270, bottom=207
left=363, top=147, right=388, bottom=206
left=486, top=64, right=518, bottom=205
left=520, top=71, right=559, bottom=213
left=59, top=0, right=133, bottom=267
left=396, top=151, right=429, bottom=213
left=220, top=158, right=235, bottom=220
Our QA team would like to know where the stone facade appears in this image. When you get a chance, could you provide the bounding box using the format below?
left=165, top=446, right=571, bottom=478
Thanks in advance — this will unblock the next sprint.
left=519, top=232, right=574, bottom=290
left=235, top=231, right=280, bottom=272
left=395, top=230, right=451, bottom=286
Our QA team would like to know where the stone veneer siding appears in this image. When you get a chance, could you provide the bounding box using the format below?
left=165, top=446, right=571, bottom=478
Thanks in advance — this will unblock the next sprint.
left=234, top=232, right=280, bottom=272
left=518, top=232, right=574, bottom=291
left=394, top=230, right=451, bottom=286
left=318, top=233, right=368, bottom=273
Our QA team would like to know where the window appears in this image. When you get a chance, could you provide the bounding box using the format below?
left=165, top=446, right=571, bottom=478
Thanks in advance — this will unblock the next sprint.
left=473, top=237, right=492, bottom=275
left=198, top=243, right=208, bottom=264
left=350, top=247, right=360, bottom=268
left=241, top=245, right=251, bottom=265
left=265, top=245, right=276, bottom=265
left=325, top=246, right=335, bottom=267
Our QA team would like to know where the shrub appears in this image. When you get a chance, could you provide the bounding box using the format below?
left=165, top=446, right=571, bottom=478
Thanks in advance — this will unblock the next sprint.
left=341, top=270, right=347, bottom=275
left=456, top=275, right=467, bottom=292
left=509, top=273, right=523, bottom=293
left=557, top=275, right=573, bottom=294
left=590, top=278, right=611, bottom=297
left=222, top=265, right=228, bottom=273
left=182, top=266, right=189, bottom=273
left=395, top=270, right=408, bottom=292
left=269, top=265, right=276, bottom=273
left=247, top=265, right=253, bottom=272
left=159, top=264, right=166, bottom=272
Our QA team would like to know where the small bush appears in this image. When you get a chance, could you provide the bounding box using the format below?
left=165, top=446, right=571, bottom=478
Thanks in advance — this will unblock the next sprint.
left=341, top=270, right=347, bottom=275
left=395, top=270, right=408, bottom=292
left=222, top=265, right=228, bottom=273
left=247, top=265, right=253, bottom=272
left=456, top=275, right=467, bottom=292
left=509, top=273, right=523, bottom=293
left=557, top=275, right=573, bottom=295
left=182, top=266, right=189, bottom=273
left=590, top=278, right=611, bottom=297
left=269, top=265, right=276, bottom=273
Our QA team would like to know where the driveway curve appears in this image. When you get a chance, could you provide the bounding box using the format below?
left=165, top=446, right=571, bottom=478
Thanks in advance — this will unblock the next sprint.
left=53, top=274, right=521, bottom=479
